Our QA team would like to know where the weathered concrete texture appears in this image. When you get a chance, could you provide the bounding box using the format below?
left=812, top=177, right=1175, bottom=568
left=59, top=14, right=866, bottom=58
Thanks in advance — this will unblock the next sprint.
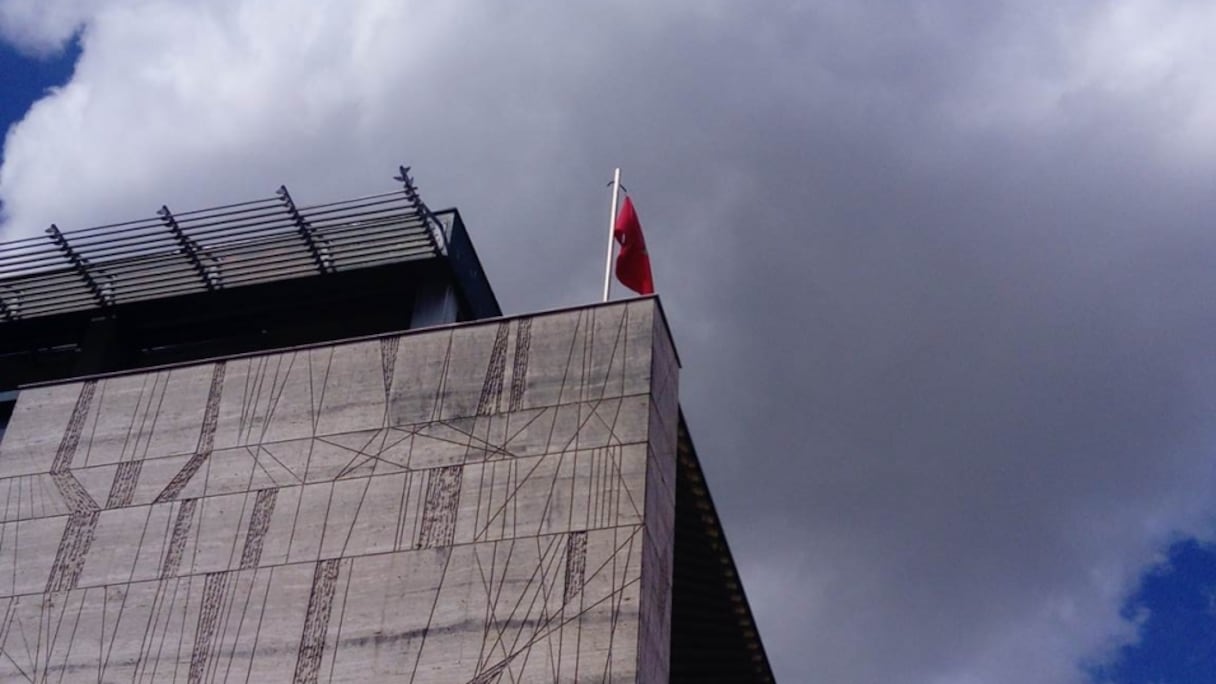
left=637, top=309, right=679, bottom=684
left=0, top=299, right=678, bottom=683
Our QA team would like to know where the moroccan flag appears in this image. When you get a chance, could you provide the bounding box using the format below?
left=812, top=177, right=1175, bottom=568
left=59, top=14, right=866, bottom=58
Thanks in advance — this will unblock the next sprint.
left=612, top=196, right=654, bottom=295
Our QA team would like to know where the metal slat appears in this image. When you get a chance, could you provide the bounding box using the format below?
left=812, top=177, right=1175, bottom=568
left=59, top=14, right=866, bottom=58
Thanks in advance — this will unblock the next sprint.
left=0, top=179, right=444, bottom=321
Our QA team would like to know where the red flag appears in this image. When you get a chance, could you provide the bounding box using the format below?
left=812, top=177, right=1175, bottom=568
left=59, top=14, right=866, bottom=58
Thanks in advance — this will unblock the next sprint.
left=613, top=196, right=654, bottom=295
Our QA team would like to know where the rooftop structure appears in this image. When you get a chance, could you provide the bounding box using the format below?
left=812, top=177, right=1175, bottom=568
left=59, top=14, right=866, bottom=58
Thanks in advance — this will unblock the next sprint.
left=0, top=170, right=773, bottom=682
left=0, top=167, right=497, bottom=391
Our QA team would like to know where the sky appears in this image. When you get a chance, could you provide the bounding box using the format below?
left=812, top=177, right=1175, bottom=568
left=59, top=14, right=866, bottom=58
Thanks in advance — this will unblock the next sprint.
left=1091, top=540, right=1216, bottom=684
left=0, top=27, right=75, bottom=206
left=2, top=1, right=1216, bottom=682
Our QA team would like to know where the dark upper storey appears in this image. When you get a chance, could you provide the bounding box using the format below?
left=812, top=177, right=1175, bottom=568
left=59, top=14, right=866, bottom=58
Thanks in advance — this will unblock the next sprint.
left=0, top=167, right=498, bottom=394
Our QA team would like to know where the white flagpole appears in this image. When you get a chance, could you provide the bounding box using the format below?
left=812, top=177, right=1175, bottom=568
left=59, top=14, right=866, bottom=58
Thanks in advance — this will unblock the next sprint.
left=602, top=167, right=622, bottom=302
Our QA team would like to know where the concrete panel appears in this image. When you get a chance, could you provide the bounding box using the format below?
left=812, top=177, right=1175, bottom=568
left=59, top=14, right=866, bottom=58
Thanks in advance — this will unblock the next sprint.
left=0, top=381, right=86, bottom=479
left=0, top=300, right=677, bottom=682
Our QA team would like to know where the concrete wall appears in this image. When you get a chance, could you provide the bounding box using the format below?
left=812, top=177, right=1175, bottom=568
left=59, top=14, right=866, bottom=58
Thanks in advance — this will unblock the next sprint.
left=0, top=299, right=678, bottom=683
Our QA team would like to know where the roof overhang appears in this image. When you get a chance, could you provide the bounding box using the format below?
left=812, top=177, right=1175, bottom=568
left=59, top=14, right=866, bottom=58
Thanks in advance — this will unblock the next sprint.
left=671, top=411, right=777, bottom=682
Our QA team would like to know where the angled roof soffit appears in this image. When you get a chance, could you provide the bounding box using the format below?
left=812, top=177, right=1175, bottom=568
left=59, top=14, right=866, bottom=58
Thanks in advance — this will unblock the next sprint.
left=672, top=411, right=777, bottom=683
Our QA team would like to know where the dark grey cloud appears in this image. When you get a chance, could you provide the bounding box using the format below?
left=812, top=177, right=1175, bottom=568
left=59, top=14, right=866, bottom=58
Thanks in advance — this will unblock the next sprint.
left=4, top=1, right=1216, bottom=681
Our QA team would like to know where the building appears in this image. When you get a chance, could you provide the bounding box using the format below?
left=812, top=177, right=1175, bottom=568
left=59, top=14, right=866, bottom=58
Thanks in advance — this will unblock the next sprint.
left=0, top=170, right=774, bottom=682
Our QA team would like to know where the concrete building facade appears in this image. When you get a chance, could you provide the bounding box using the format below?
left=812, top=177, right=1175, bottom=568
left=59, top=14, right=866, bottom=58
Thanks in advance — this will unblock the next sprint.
left=0, top=174, right=773, bottom=682
left=0, top=300, right=677, bottom=682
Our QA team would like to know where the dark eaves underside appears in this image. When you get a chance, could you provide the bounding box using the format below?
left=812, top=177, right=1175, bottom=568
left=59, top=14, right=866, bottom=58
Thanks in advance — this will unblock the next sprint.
left=670, top=412, right=777, bottom=683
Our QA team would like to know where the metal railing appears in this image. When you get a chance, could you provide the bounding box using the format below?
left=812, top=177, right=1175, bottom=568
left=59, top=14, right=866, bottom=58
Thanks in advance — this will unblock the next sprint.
left=0, top=168, right=448, bottom=322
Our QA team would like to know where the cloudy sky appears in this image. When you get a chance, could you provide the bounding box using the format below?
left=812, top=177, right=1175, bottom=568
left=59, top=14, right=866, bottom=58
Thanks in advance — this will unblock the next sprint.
left=4, top=1, right=1216, bottom=682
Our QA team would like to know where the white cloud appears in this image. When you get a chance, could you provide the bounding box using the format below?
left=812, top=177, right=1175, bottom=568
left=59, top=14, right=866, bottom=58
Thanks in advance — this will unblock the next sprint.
left=0, top=0, right=92, bottom=55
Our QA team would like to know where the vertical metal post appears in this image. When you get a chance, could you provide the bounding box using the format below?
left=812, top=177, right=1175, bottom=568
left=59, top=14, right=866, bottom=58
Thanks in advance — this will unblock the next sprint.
left=395, top=165, right=448, bottom=254
left=277, top=185, right=332, bottom=274
left=159, top=206, right=216, bottom=290
left=602, top=168, right=622, bottom=302
left=46, top=224, right=110, bottom=307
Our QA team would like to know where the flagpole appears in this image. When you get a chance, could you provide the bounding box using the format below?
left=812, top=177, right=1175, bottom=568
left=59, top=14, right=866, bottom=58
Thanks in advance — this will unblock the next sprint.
left=602, top=167, right=622, bottom=302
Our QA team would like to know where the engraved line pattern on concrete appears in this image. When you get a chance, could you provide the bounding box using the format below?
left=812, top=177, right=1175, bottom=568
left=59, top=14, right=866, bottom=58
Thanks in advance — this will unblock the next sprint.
left=152, top=451, right=208, bottom=504
left=3, top=531, right=645, bottom=681
left=418, top=465, right=463, bottom=549
left=198, top=363, right=227, bottom=456
left=472, top=532, right=566, bottom=676
left=123, top=372, right=165, bottom=467
left=152, top=363, right=225, bottom=505
left=240, top=489, right=277, bottom=570
left=106, top=460, right=142, bottom=509
left=469, top=660, right=508, bottom=684
left=469, top=526, right=644, bottom=682
left=49, top=471, right=97, bottom=516
left=0, top=303, right=670, bottom=683
left=564, top=531, right=588, bottom=604
left=510, top=318, right=532, bottom=412
left=477, top=322, right=510, bottom=417
left=46, top=382, right=102, bottom=528
left=44, top=510, right=100, bottom=592
left=0, top=443, right=646, bottom=596
left=161, top=499, right=198, bottom=578
left=188, top=570, right=228, bottom=684
left=381, top=337, right=399, bottom=403
left=50, top=381, right=97, bottom=474
left=294, top=559, right=339, bottom=684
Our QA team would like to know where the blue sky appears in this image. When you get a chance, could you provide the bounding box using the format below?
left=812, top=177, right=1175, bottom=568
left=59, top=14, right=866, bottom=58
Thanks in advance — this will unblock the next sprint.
left=1091, top=540, right=1216, bottom=684
left=4, top=4, right=1216, bottom=683
left=0, top=39, right=77, bottom=164
left=0, top=36, right=77, bottom=221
